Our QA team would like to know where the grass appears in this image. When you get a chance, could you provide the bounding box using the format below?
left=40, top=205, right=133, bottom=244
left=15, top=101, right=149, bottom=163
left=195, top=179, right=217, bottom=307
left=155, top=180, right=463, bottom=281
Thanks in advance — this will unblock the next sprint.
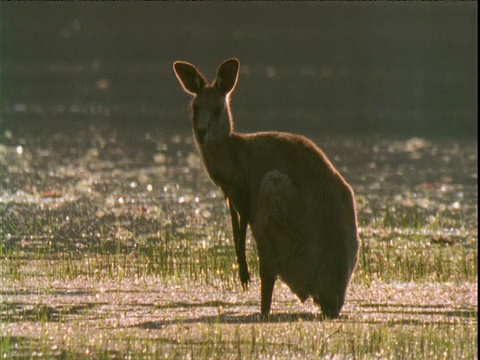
left=1, top=302, right=477, bottom=359
left=2, top=213, right=476, bottom=285
left=2, top=239, right=476, bottom=292
left=1, top=211, right=477, bottom=359
left=1, top=134, right=477, bottom=359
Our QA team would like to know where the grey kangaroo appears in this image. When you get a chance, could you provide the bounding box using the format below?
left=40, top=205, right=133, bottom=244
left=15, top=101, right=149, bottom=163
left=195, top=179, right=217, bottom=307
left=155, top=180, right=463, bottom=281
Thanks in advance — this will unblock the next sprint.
left=172, top=58, right=359, bottom=318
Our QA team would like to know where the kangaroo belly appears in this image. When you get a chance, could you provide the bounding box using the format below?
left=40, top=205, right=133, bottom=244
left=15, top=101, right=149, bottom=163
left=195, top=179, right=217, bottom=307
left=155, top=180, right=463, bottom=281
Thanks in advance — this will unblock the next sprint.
left=250, top=171, right=311, bottom=292
left=250, top=170, right=358, bottom=302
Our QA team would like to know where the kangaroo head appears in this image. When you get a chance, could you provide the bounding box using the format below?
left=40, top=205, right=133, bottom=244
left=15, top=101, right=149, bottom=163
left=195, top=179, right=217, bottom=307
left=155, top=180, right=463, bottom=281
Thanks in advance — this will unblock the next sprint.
left=173, top=58, right=239, bottom=144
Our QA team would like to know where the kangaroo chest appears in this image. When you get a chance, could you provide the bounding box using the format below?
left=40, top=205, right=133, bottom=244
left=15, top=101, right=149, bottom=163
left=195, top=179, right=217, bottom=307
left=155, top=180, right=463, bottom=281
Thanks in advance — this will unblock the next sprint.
left=199, top=141, right=251, bottom=217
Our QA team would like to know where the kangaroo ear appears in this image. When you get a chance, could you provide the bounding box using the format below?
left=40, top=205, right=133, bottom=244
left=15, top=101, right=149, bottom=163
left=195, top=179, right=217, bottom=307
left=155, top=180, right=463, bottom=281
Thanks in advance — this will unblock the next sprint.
left=214, top=58, right=240, bottom=95
left=173, top=61, right=207, bottom=95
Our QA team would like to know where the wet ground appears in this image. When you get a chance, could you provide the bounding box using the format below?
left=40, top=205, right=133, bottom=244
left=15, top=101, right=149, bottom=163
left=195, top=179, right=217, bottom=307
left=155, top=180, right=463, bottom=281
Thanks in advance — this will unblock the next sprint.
left=1, top=277, right=477, bottom=358
left=1, top=122, right=477, bottom=358
left=1, top=122, right=477, bottom=257
left=1, top=4, right=477, bottom=356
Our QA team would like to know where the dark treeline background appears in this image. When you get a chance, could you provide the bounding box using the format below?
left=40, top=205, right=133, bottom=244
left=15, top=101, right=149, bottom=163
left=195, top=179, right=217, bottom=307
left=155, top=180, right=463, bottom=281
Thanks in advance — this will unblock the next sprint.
left=1, top=2, right=477, bottom=138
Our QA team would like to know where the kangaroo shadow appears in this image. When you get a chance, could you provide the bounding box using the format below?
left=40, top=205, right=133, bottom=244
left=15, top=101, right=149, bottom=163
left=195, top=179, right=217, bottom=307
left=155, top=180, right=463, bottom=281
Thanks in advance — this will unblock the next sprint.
left=134, top=311, right=328, bottom=329
left=358, top=302, right=477, bottom=319
left=343, top=301, right=477, bottom=326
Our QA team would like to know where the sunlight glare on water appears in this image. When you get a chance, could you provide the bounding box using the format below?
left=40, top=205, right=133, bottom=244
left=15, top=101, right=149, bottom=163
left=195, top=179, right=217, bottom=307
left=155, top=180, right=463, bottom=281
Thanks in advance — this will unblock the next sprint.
left=0, top=126, right=477, bottom=262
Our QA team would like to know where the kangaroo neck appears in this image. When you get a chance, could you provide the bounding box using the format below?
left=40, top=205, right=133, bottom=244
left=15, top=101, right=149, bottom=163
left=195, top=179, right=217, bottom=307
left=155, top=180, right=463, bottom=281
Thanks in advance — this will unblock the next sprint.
left=198, top=133, right=246, bottom=191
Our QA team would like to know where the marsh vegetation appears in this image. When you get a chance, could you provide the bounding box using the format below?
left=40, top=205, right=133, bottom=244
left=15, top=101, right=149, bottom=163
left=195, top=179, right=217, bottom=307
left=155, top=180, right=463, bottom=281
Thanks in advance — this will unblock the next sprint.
left=1, top=125, right=477, bottom=358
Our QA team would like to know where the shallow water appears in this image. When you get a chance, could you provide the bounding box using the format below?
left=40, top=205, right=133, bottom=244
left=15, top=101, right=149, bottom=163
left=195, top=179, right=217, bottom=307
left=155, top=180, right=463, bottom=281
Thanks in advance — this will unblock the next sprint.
left=2, top=6, right=477, bottom=357
left=1, top=123, right=477, bottom=257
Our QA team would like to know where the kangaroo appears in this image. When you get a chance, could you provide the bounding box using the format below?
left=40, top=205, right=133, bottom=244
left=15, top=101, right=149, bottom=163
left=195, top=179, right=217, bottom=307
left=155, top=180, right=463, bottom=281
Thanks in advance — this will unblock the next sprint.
left=172, top=58, right=359, bottom=318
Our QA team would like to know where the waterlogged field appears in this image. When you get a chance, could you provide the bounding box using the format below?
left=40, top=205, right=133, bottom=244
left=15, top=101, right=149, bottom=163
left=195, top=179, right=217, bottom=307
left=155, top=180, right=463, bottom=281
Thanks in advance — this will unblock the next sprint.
left=1, top=125, right=477, bottom=359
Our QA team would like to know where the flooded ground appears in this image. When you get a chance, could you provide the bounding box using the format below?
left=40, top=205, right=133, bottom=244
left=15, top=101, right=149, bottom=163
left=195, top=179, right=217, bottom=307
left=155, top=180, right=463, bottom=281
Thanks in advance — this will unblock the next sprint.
left=1, top=123, right=477, bottom=255
left=1, top=122, right=478, bottom=358
left=1, top=279, right=477, bottom=359
left=2, top=4, right=477, bottom=356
